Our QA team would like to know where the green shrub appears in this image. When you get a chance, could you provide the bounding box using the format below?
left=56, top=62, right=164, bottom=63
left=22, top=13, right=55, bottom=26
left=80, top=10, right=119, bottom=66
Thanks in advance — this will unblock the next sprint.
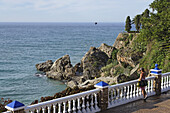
left=111, top=48, right=118, bottom=60
left=113, top=66, right=124, bottom=76
left=125, top=39, right=130, bottom=46
left=128, top=34, right=133, bottom=41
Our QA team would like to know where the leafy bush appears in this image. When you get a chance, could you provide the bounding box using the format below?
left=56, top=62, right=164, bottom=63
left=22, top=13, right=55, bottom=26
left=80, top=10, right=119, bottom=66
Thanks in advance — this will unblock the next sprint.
left=128, top=34, right=133, bottom=41
left=113, top=66, right=124, bottom=76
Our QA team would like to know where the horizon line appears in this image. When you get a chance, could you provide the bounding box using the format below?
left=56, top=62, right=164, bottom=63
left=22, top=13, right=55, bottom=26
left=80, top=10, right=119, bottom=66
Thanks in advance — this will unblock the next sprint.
left=0, top=21, right=125, bottom=23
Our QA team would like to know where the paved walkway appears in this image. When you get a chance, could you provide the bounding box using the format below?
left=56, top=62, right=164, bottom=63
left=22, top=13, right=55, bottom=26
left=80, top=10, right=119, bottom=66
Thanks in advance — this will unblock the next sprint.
left=98, top=91, right=170, bottom=113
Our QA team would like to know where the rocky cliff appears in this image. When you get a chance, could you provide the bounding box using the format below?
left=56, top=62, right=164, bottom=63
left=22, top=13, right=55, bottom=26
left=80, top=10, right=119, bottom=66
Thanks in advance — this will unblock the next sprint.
left=35, top=33, right=144, bottom=88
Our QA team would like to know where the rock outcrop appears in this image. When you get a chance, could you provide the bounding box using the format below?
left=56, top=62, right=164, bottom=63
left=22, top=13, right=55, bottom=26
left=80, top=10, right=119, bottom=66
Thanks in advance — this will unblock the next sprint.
left=98, top=43, right=114, bottom=58
left=35, top=33, right=144, bottom=90
left=35, top=60, right=53, bottom=72
left=81, top=47, right=109, bottom=79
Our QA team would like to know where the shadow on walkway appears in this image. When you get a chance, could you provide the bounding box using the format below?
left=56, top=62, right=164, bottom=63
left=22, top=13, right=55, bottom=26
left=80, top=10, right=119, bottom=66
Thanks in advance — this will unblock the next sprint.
left=98, top=91, right=170, bottom=113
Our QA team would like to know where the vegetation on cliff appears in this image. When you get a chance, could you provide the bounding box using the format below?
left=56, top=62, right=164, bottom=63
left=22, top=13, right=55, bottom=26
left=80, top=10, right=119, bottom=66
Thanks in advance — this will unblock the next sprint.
left=105, top=0, right=169, bottom=75
left=132, top=0, right=170, bottom=72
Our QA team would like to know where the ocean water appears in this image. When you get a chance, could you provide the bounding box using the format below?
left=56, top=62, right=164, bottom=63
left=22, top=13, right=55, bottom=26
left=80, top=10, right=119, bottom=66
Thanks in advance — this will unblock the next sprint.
left=0, top=22, right=124, bottom=105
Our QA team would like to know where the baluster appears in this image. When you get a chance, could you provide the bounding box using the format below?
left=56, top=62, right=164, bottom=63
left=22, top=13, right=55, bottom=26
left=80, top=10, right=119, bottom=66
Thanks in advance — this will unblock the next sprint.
left=124, top=86, right=126, bottom=100
left=151, top=79, right=153, bottom=93
left=136, top=84, right=139, bottom=97
left=82, top=97, right=86, bottom=113
left=110, top=89, right=113, bottom=104
left=168, top=76, right=170, bottom=87
left=133, top=84, right=136, bottom=98
left=127, top=85, right=130, bottom=100
left=164, top=76, right=166, bottom=89
left=130, top=84, right=133, bottom=99
left=58, top=103, right=62, bottom=113
left=86, top=95, right=90, bottom=112
left=77, top=98, right=82, bottom=113
left=94, top=93, right=99, bottom=111
left=148, top=80, right=150, bottom=94
left=48, top=106, right=51, bottom=113
left=166, top=76, right=167, bottom=89
left=113, top=89, right=116, bottom=102
left=145, top=81, right=148, bottom=93
left=63, top=102, right=66, bottom=113
left=166, top=76, right=169, bottom=88
left=90, top=94, right=94, bottom=112
left=36, top=108, right=40, bottom=113
left=120, top=87, right=123, bottom=102
left=68, top=100, right=72, bottom=113
left=161, top=77, right=164, bottom=89
left=42, top=107, right=46, bottom=113
left=53, top=104, right=56, bottom=113
left=37, top=108, right=41, bottom=113
left=72, top=99, right=76, bottom=113
left=117, top=88, right=120, bottom=102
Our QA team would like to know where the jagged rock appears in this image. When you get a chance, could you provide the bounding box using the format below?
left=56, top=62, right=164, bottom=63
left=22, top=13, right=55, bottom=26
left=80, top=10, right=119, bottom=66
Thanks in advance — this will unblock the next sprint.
left=113, top=33, right=126, bottom=49
left=79, top=77, right=86, bottom=84
left=78, top=77, right=117, bottom=88
left=81, top=47, right=109, bottom=78
left=46, top=71, right=64, bottom=80
left=67, top=80, right=78, bottom=88
left=45, top=55, right=76, bottom=80
left=35, top=60, right=53, bottom=72
left=117, top=50, right=136, bottom=68
left=50, top=55, right=73, bottom=73
left=73, top=63, right=83, bottom=76
left=98, top=43, right=114, bottom=58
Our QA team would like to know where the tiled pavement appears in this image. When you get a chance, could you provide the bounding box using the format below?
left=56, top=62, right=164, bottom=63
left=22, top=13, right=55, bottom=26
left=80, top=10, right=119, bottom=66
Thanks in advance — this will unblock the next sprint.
left=98, top=91, right=170, bottom=113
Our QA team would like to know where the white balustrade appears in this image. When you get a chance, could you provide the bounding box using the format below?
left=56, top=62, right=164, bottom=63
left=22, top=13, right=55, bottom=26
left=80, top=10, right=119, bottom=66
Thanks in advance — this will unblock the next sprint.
left=4, top=72, right=170, bottom=113
left=108, top=76, right=156, bottom=108
left=161, top=72, right=170, bottom=92
left=24, top=89, right=100, bottom=113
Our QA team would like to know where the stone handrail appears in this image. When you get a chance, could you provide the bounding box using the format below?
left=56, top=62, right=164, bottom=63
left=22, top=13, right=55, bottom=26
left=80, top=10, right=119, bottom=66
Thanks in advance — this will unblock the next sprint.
left=25, top=89, right=100, bottom=113
left=108, top=76, right=156, bottom=108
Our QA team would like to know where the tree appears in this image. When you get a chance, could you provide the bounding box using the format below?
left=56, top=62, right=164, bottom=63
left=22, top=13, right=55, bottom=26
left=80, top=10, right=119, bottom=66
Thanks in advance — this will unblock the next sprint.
left=133, top=15, right=141, bottom=31
left=140, top=0, right=170, bottom=41
left=125, top=16, right=132, bottom=32
left=141, top=9, right=150, bottom=28
left=133, top=0, right=170, bottom=72
left=142, top=9, right=150, bottom=18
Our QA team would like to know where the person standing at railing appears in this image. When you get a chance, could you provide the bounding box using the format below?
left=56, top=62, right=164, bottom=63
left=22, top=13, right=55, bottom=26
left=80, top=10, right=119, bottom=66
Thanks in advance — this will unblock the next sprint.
left=138, top=67, right=148, bottom=101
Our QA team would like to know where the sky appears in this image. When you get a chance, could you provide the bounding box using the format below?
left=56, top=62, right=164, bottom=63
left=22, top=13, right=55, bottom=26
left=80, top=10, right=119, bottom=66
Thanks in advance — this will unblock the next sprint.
left=0, top=0, right=154, bottom=22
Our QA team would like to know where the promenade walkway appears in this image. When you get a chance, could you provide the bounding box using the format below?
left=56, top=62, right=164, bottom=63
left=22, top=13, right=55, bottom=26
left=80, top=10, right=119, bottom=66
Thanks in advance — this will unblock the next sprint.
left=99, top=91, right=170, bottom=113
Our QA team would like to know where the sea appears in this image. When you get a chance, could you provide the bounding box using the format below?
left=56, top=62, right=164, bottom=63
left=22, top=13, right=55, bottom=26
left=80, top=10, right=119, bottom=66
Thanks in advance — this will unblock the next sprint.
left=0, top=22, right=125, bottom=105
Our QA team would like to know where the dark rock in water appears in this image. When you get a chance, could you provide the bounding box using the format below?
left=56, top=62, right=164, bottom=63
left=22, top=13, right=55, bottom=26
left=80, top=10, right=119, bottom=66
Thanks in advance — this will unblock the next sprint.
left=35, top=60, right=53, bottom=72
left=46, top=71, right=64, bottom=80
left=50, top=55, right=73, bottom=73
left=46, top=55, right=75, bottom=80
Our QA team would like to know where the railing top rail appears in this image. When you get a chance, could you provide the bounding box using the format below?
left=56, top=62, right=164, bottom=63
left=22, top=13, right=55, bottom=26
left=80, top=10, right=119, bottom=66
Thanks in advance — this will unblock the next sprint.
left=25, top=88, right=100, bottom=110
left=3, top=111, right=12, bottom=113
left=109, top=76, right=155, bottom=89
left=162, top=72, right=170, bottom=76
